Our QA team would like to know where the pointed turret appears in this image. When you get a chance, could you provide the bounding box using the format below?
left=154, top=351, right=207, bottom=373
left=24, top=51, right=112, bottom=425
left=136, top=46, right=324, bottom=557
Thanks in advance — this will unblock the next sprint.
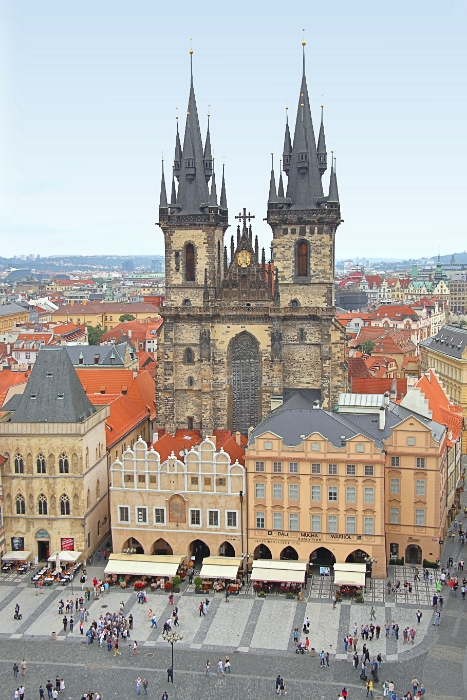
left=282, top=109, right=292, bottom=175
left=284, top=41, right=323, bottom=208
left=278, top=164, right=285, bottom=198
left=173, top=119, right=182, bottom=180
left=317, top=104, right=327, bottom=177
left=268, top=154, right=278, bottom=204
left=204, top=113, right=213, bottom=182
left=170, top=169, right=177, bottom=205
left=220, top=164, right=228, bottom=210
left=175, top=51, right=210, bottom=213
left=230, top=235, right=235, bottom=262
left=328, top=153, right=339, bottom=205
left=209, top=168, right=218, bottom=206
left=159, top=160, right=168, bottom=207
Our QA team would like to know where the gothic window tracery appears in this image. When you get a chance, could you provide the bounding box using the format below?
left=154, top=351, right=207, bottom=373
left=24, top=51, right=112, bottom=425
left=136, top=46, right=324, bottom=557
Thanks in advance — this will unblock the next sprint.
left=230, top=333, right=259, bottom=435
left=60, top=494, right=70, bottom=515
left=59, top=452, right=69, bottom=474
left=16, top=494, right=25, bottom=515
left=14, top=453, right=24, bottom=474
left=36, top=453, right=46, bottom=474
left=38, top=493, right=48, bottom=515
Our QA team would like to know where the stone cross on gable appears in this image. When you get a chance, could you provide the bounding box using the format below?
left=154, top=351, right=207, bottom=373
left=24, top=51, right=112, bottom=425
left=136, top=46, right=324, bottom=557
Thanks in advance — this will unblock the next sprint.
left=235, top=208, right=255, bottom=232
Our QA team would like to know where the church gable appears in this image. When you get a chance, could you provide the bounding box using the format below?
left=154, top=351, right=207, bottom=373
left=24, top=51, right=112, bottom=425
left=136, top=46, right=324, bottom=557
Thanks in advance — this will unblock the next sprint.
left=219, top=215, right=274, bottom=304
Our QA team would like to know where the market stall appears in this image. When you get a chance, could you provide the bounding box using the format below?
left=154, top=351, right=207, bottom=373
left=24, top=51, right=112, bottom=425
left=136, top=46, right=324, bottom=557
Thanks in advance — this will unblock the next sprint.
left=333, top=563, right=366, bottom=597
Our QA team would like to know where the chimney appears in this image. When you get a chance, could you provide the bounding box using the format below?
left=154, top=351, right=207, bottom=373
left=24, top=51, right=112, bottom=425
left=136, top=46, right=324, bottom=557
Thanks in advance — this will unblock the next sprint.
left=128, top=329, right=132, bottom=338
left=379, top=406, right=386, bottom=430
left=152, top=431, right=158, bottom=443
left=383, top=391, right=390, bottom=407
left=207, top=434, right=217, bottom=448
left=235, top=431, right=242, bottom=446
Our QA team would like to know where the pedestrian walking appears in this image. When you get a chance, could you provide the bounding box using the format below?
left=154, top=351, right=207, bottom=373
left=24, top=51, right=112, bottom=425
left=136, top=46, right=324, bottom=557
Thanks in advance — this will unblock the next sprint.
left=225, top=656, right=231, bottom=673
left=370, top=606, right=376, bottom=620
left=416, top=609, right=422, bottom=623
left=167, top=666, right=173, bottom=683
left=21, top=660, right=26, bottom=676
left=366, top=678, right=374, bottom=697
left=142, top=679, right=148, bottom=696
left=205, top=660, right=211, bottom=677
left=412, top=677, right=419, bottom=695
left=275, top=674, right=281, bottom=694
left=39, top=686, right=45, bottom=699
left=69, top=616, right=74, bottom=633
left=45, top=681, right=53, bottom=699
left=19, top=685, right=25, bottom=700
left=135, top=677, right=142, bottom=695
left=217, top=659, right=225, bottom=675
left=59, top=679, right=65, bottom=694
left=13, top=663, right=19, bottom=678
left=113, top=639, right=121, bottom=656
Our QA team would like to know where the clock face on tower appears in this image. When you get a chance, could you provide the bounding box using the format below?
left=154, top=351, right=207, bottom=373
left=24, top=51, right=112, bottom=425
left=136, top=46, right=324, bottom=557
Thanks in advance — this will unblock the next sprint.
left=237, top=250, right=251, bottom=268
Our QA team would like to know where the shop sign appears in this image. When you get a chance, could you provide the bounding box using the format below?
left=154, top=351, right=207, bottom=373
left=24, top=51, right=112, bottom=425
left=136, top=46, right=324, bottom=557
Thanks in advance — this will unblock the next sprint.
left=61, top=538, right=74, bottom=551
left=35, top=529, right=50, bottom=539
left=408, top=537, right=420, bottom=543
left=11, top=537, right=24, bottom=551
left=330, top=534, right=352, bottom=540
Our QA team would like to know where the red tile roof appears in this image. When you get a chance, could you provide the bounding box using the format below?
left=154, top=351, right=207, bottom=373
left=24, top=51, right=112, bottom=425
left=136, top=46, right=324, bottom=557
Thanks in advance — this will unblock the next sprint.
left=127, top=370, right=156, bottom=420
left=137, top=351, right=157, bottom=378
left=100, top=318, right=162, bottom=346
left=76, top=369, right=134, bottom=395
left=88, top=394, right=148, bottom=449
left=351, top=377, right=408, bottom=400
left=153, top=429, right=246, bottom=465
left=0, top=370, right=30, bottom=406
left=349, top=328, right=416, bottom=354
left=362, top=275, right=383, bottom=287
left=411, top=370, right=463, bottom=441
left=364, top=355, right=398, bottom=378
left=348, top=357, right=372, bottom=380
left=372, top=305, right=419, bottom=320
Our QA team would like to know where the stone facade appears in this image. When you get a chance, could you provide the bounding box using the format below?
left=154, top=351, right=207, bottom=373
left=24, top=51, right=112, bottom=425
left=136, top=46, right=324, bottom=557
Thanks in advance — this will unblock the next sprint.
left=156, top=54, right=347, bottom=435
left=0, top=407, right=110, bottom=560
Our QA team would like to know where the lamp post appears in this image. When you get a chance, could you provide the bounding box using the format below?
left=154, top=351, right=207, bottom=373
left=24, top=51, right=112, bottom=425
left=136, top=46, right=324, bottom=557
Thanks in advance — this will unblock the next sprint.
left=241, top=552, right=253, bottom=584
left=162, top=629, right=183, bottom=681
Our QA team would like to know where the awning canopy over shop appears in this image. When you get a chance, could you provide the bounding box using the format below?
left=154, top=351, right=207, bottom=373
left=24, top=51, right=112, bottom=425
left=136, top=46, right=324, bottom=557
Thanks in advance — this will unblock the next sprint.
left=333, top=562, right=366, bottom=587
left=199, top=557, right=243, bottom=579
left=333, top=571, right=366, bottom=587
left=2, top=551, right=32, bottom=561
left=48, top=551, right=82, bottom=563
left=104, top=554, right=185, bottom=578
left=251, top=559, right=307, bottom=584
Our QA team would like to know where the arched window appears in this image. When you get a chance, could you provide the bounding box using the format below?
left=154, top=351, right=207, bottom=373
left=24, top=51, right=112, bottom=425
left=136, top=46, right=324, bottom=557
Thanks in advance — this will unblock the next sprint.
left=14, top=453, right=24, bottom=474
left=38, top=493, right=48, bottom=515
left=185, top=347, right=194, bottom=364
left=59, top=453, right=69, bottom=474
left=297, top=241, right=309, bottom=278
left=185, top=243, right=195, bottom=281
left=36, top=453, right=46, bottom=474
left=16, top=494, right=25, bottom=515
left=96, top=480, right=100, bottom=499
left=291, top=299, right=300, bottom=308
left=60, top=494, right=70, bottom=516
left=187, top=376, right=195, bottom=387
left=182, top=299, right=191, bottom=306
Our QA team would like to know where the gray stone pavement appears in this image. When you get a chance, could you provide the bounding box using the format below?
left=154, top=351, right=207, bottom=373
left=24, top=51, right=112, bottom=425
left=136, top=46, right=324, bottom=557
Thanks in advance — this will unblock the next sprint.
left=2, top=471, right=467, bottom=698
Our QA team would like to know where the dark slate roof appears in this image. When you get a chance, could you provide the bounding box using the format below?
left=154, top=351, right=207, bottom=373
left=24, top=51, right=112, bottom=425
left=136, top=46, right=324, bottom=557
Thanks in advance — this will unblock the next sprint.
left=65, top=342, right=133, bottom=367
left=420, top=325, right=467, bottom=360
left=0, top=303, right=28, bottom=317
left=11, top=347, right=95, bottom=423
left=1, top=393, right=23, bottom=411
left=249, top=391, right=445, bottom=449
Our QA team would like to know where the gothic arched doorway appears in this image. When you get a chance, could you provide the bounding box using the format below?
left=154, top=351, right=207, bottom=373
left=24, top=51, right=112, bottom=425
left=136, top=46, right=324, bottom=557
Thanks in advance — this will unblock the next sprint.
left=254, top=543, right=272, bottom=560
left=229, top=332, right=260, bottom=435
left=280, top=546, right=299, bottom=561
left=405, top=544, right=422, bottom=565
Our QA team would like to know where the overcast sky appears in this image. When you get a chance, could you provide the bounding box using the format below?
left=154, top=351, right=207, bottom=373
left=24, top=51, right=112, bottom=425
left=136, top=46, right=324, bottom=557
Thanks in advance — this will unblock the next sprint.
left=0, top=0, right=465, bottom=260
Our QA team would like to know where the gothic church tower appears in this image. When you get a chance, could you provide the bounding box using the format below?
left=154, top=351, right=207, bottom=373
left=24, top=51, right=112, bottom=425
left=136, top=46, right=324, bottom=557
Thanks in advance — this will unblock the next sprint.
left=156, top=48, right=345, bottom=437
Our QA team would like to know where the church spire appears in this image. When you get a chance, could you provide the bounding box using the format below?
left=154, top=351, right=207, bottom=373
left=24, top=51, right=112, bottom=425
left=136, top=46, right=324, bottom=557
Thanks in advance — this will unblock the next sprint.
left=317, top=104, right=327, bottom=177
left=278, top=161, right=285, bottom=198
left=159, top=159, right=168, bottom=207
left=268, top=153, right=278, bottom=203
left=209, top=166, right=218, bottom=206
left=204, top=111, right=213, bottom=182
left=220, top=163, right=228, bottom=210
left=282, top=108, right=292, bottom=175
left=173, top=117, right=182, bottom=181
left=176, top=48, right=210, bottom=213
left=170, top=168, right=177, bottom=205
left=285, top=39, right=323, bottom=208
left=327, top=152, right=339, bottom=205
